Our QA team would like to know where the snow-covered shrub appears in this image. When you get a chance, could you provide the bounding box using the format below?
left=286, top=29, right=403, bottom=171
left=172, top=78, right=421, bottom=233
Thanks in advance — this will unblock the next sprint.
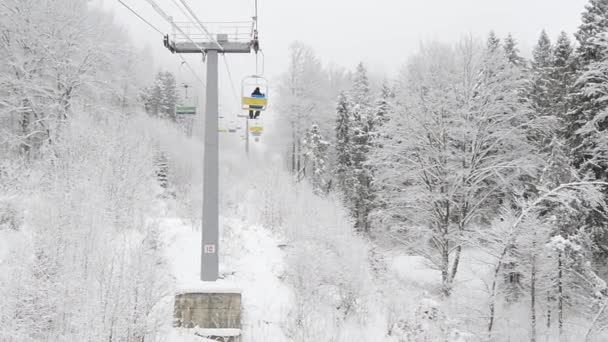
left=141, top=117, right=203, bottom=223
left=0, top=198, right=22, bottom=231
left=0, top=112, right=171, bottom=341
left=230, top=160, right=383, bottom=340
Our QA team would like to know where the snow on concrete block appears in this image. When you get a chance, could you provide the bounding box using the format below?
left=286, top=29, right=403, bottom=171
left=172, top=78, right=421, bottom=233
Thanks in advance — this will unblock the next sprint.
left=168, top=328, right=241, bottom=342
left=175, top=280, right=243, bottom=295
left=193, top=328, right=242, bottom=337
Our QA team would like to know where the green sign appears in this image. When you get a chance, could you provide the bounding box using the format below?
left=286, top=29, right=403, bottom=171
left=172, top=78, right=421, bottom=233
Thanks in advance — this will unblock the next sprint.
left=176, top=106, right=196, bottom=115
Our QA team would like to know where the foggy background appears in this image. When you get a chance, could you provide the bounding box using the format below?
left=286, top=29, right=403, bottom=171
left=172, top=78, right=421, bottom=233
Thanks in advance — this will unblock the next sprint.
left=95, top=0, right=589, bottom=119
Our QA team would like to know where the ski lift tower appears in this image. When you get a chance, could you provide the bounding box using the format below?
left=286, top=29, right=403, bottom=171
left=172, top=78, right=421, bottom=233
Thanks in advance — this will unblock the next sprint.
left=164, top=11, right=259, bottom=341
left=164, top=18, right=259, bottom=282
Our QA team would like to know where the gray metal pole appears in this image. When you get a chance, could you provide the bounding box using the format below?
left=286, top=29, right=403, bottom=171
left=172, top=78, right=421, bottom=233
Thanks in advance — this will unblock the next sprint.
left=245, top=118, right=249, bottom=155
left=201, top=49, right=219, bottom=281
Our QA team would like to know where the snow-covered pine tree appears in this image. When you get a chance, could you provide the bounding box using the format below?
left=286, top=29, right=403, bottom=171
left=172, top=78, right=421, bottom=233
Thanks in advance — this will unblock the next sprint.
left=540, top=139, right=578, bottom=339
left=352, top=62, right=371, bottom=105
left=551, top=32, right=576, bottom=138
left=366, top=81, right=394, bottom=229
left=568, top=58, right=608, bottom=165
left=525, top=28, right=607, bottom=339
left=348, top=63, right=375, bottom=232
left=487, top=30, right=501, bottom=52
left=335, top=91, right=353, bottom=197
left=528, top=30, right=555, bottom=149
left=302, top=124, right=330, bottom=193
left=141, top=71, right=177, bottom=121
left=371, top=80, right=393, bottom=140
left=532, top=31, right=553, bottom=91
left=141, top=85, right=160, bottom=116
left=504, top=33, right=525, bottom=66
left=158, top=71, right=178, bottom=122
left=141, top=75, right=162, bottom=117
left=566, top=0, right=608, bottom=266
left=568, top=0, right=608, bottom=162
left=523, top=33, right=577, bottom=338
left=575, top=0, right=608, bottom=66
left=518, top=139, right=579, bottom=341
left=349, top=117, right=372, bottom=232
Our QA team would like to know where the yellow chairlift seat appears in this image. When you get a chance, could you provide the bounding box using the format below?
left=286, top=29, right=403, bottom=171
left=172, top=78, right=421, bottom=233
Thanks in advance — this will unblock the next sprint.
left=242, top=97, right=268, bottom=107
left=241, top=75, right=269, bottom=111
left=249, top=126, right=263, bottom=137
left=249, top=120, right=263, bottom=137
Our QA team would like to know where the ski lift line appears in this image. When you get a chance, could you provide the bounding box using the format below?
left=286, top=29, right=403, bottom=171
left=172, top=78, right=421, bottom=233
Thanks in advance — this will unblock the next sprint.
left=179, top=54, right=205, bottom=86
left=177, top=0, right=225, bottom=52
left=171, top=21, right=253, bottom=38
left=254, top=0, right=258, bottom=23
left=170, top=0, right=196, bottom=25
left=221, top=55, right=241, bottom=108
left=117, top=0, right=202, bottom=85
left=117, top=0, right=164, bottom=36
left=143, top=0, right=207, bottom=55
left=260, top=49, right=265, bottom=75
left=251, top=48, right=265, bottom=76
left=183, top=21, right=252, bottom=25
left=255, top=48, right=265, bottom=76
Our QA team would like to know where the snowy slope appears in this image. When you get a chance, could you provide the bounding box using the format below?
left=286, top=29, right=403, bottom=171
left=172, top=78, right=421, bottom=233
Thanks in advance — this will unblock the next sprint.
left=160, top=216, right=291, bottom=341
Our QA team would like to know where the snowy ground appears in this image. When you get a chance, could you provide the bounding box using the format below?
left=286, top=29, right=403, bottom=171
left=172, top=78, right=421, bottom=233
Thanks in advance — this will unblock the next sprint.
left=160, top=216, right=291, bottom=342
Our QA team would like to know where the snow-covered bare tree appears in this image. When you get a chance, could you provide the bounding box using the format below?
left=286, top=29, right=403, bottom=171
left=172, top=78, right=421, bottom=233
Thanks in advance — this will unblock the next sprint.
left=0, top=2, right=175, bottom=341
left=480, top=175, right=608, bottom=341
left=372, top=37, right=536, bottom=296
left=277, top=42, right=332, bottom=175
left=0, top=0, right=137, bottom=157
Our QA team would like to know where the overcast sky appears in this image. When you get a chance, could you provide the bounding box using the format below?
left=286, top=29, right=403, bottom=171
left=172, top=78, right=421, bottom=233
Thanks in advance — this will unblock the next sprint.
left=101, top=0, right=590, bottom=113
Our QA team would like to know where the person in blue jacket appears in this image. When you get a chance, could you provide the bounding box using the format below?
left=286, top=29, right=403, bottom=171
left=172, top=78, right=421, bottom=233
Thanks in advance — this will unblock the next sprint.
left=248, top=87, right=265, bottom=119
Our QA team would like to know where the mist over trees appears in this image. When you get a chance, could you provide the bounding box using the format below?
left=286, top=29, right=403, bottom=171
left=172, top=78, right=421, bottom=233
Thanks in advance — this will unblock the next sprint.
left=3, top=0, right=608, bottom=341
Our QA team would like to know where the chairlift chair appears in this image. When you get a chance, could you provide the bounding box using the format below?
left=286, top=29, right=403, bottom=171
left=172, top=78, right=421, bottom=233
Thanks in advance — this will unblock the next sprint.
left=249, top=119, right=263, bottom=138
left=241, top=75, right=268, bottom=112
